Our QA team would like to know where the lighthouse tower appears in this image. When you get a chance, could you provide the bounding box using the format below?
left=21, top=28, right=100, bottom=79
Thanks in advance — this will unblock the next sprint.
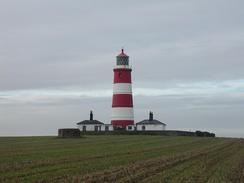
left=111, top=49, right=134, bottom=129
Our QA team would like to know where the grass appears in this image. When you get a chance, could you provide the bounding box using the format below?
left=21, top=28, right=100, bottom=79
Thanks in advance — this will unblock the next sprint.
left=0, top=135, right=243, bottom=182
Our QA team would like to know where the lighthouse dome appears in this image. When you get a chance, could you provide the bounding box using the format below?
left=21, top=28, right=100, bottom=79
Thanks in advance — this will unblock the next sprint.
left=117, top=49, right=128, bottom=57
left=116, top=49, right=129, bottom=66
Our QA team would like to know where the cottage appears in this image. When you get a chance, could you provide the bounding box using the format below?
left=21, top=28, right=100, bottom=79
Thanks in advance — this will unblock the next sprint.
left=77, top=111, right=104, bottom=132
left=136, top=112, right=166, bottom=131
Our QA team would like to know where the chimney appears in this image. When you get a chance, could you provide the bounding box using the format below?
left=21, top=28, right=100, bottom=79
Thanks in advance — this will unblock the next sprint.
left=90, top=110, right=93, bottom=120
left=149, top=111, right=153, bottom=121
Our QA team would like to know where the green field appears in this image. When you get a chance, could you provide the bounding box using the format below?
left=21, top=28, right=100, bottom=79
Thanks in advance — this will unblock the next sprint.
left=0, top=135, right=243, bottom=183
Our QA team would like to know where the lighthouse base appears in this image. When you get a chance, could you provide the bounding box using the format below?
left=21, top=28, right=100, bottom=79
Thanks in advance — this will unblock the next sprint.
left=111, top=120, right=134, bottom=129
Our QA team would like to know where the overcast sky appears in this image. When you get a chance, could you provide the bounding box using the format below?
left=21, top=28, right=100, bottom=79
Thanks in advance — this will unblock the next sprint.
left=0, top=0, right=244, bottom=137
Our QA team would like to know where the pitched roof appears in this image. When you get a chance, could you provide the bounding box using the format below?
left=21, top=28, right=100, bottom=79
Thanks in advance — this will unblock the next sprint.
left=136, top=119, right=166, bottom=125
left=77, top=120, right=104, bottom=125
left=77, top=110, right=104, bottom=125
left=137, top=111, right=166, bottom=125
left=117, top=49, right=128, bottom=57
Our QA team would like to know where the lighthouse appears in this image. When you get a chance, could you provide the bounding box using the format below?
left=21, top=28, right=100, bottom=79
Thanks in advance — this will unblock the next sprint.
left=111, top=49, right=134, bottom=129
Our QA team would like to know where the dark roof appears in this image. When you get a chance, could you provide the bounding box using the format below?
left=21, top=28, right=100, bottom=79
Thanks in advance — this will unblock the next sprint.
left=137, top=111, right=166, bottom=125
left=77, top=120, right=104, bottom=125
left=136, top=119, right=166, bottom=125
left=117, top=49, right=128, bottom=57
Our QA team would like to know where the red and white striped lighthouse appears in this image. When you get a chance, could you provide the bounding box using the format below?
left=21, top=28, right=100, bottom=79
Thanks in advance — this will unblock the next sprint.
left=111, top=49, right=134, bottom=129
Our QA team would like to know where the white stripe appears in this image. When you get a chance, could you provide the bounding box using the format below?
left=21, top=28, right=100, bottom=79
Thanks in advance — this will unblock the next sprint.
left=114, top=65, right=131, bottom=69
left=113, top=83, right=132, bottom=94
left=111, top=107, right=134, bottom=120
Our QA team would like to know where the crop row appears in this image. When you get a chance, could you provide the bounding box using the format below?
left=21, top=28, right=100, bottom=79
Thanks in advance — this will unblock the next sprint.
left=51, top=139, right=238, bottom=183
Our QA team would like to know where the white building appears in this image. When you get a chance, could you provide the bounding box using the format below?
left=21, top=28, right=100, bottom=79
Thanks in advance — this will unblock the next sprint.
left=136, top=112, right=166, bottom=131
left=77, top=111, right=104, bottom=132
left=77, top=111, right=166, bottom=132
left=77, top=120, right=104, bottom=132
left=77, top=111, right=114, bottom=132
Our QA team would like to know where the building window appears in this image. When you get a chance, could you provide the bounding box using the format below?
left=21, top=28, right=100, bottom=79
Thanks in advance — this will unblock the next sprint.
left=128, top=126, right=132, bottom=130
left=82, top=126, right=86, bottom=132
left=94, top=126, right=99, bottom=132
left=105, top=126, right=109, bottom=131
left=142, top=126, right=146, bottom=131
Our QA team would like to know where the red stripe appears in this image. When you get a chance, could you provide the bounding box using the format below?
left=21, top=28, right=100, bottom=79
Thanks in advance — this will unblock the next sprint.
left=112, top=94, right=133, bottom=107
left=113, top=68, right=132, bottom=83
left=112, top=120, right=134, bottom=128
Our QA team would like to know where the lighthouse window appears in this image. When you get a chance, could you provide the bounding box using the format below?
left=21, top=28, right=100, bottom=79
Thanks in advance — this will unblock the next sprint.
left=117, top=58, right=129, bottom=65
left=117, top=60, right=123, bottom=65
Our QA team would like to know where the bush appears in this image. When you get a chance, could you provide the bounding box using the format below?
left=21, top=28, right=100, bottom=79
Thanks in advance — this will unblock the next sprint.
left=195, top=130, right=215, bottom=137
